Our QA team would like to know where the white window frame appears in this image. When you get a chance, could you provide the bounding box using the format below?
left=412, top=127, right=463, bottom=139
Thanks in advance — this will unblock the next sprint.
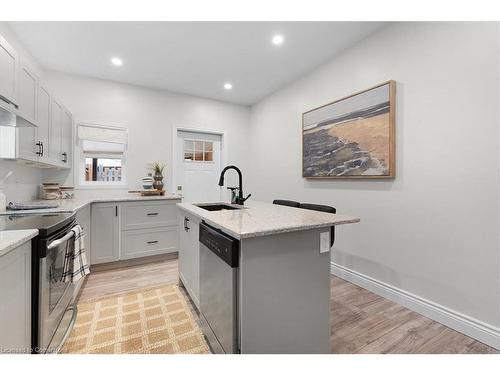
left=76, top=123, right=128, bottom=189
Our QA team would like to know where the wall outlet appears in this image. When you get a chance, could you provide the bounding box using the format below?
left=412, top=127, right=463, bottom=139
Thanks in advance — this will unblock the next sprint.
left=320, top=232, right=330, bottom=253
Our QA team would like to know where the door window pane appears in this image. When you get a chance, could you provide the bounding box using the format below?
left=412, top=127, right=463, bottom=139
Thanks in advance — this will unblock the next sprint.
left=183, top=139, right=215, bottom=162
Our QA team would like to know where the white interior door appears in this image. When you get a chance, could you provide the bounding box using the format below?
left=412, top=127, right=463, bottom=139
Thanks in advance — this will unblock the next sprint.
left=176, top=130, right=222, bottom=203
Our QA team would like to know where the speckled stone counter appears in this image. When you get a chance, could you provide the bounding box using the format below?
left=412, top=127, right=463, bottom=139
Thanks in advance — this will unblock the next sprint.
left=0, top=193, right=182, bottom=215
left=177, top=200, right=359, bottom=239
left=0, top=229, right=38, bottom=257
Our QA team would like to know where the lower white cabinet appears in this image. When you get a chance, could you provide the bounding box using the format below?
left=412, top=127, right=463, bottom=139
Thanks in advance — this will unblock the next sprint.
left=91, top=202, right=120, bottom=265
left=90, top=200, right=180, bottom=266
left=0, top=241, right=31, bottom=353
left=121, top=227, right=178, bottom=260
left=178, top=212, right=201, bottom=308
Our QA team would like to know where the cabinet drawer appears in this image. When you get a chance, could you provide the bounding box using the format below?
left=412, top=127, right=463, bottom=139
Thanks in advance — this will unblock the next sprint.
left=121, top=227, right=178, bottom=260
left=121, top=201, right=179, bottom=230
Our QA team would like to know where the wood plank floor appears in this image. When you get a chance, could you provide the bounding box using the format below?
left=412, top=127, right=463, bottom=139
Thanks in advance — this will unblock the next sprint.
left=78, top=258, right=498, bottom=354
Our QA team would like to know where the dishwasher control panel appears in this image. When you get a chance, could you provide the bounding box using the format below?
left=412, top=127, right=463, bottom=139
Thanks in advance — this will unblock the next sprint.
left=199, top=222, right=240, bottom=268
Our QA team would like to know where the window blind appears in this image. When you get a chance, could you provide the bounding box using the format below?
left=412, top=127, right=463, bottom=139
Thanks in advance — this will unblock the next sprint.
left=78, top=123, right=128, bottom=144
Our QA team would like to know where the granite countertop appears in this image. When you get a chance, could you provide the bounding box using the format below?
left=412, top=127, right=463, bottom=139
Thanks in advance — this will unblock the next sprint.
left=177, top=200, right=360, bottom=239
left=0, top=193, right=182, bottom=215
left=0, top=229, right=39, bottom=257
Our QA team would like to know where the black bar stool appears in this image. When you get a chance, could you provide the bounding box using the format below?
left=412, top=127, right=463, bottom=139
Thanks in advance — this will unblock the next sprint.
left=272, top=199, right=300, bottom=208
left=299, top=203, right=336, bottom=246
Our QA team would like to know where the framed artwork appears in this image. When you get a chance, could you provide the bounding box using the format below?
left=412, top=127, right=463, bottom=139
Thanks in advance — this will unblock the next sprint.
left=302, top=80, right=396, bottom=178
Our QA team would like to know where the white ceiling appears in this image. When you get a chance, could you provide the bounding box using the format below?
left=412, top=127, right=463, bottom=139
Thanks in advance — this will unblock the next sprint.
left=8, top=22, right=385, bottom=106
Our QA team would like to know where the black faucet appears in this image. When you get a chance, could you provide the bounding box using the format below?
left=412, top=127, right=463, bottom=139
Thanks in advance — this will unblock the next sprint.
left=218, top=165, right=251, bottom=205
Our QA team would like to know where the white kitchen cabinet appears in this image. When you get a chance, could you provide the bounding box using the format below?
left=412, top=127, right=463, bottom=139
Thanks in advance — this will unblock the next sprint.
left=17, top=62, right=38, bottom=125
left=0, top=34, right=18, bottom=108
left=120, top=200, right=178, bottom=230
left=60, top=109, right=72, bottom=167
left=36, top=84, right=51, bottom=164
left=16, top=62, right=39, bottom=163
left=50, top=98, right=63, bottom=167
left=89, top=200, right=181, bottom=266
left=0, top=241, right=31, bottom=353
left=178, top=212, right=201, bottom=307
left=90, top=202, right=120, bottom=265
left=121, top=226, right=178, bottom=260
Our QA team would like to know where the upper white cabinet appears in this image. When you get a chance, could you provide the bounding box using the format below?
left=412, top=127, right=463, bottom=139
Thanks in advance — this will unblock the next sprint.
left=0, top=34, right=18, bottom=108
left=36, top=84, right=51, bottom=164
left=16, top=62, right=39, bottom=163
left=50, top=98, right=63, bottom=167
left=0, top=32, right=73, bottom=170
left=61, top=108, right=72, bottom=166
left=17, top=63, right=38, bottom=124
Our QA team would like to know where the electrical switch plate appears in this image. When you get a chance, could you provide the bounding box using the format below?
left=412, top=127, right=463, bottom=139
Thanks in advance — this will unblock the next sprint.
left=320, top=232, right=330, bottom=253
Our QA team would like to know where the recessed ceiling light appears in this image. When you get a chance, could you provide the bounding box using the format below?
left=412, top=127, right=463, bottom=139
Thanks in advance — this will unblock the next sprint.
left=224, top=83, right=233, bottom=90
left=111, top=57, right=123, bottom=66
left=272, top=34, right=284, bottom=46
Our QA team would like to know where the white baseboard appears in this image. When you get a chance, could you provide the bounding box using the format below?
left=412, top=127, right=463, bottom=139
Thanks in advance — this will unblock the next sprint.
left=331, top=262, right=500, bottom=350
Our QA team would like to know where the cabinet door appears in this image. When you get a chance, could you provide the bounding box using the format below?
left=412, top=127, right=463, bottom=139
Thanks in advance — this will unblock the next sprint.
left=17, top=63, right=38, bottom=123
left=37, top=85, right=51, bottom=164
left=16, top=64, right=39, bottom=163
left=0, top=35, right=18, bottom=107
left=90, top=203, right=119, bottom=265
left=0, top=241, right=31, bottom=352
left=61, top=109, right=72, bottom=167
left=50, top=98, right=63, bottom=166
left=178, top=213, right=200, bottom=307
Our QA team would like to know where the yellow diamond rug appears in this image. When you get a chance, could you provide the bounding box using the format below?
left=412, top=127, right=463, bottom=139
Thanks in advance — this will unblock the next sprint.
left=60, top=284, right=210, bottom=354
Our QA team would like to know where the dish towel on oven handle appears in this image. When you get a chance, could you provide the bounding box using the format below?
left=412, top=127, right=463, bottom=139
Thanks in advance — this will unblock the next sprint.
left=61, top=224, right=90, bottom=282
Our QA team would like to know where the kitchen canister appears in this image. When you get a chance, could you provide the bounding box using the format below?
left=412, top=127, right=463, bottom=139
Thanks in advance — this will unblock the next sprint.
left=142, top=174, right=154, bottom=189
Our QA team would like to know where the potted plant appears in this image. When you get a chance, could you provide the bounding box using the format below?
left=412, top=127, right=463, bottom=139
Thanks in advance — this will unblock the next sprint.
left=150, top=161, right=165, bottom=191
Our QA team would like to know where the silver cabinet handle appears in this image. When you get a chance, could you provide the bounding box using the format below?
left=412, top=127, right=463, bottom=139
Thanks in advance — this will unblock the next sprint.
left=48, top=231, right=75, bottom=250
left=147, top=240, right=159, bottom=244
left=147, top=212, right=158, bottom=216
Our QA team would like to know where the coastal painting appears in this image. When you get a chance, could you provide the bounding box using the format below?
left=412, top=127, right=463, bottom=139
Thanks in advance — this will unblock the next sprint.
left=302, top=81, right=395, bottom=178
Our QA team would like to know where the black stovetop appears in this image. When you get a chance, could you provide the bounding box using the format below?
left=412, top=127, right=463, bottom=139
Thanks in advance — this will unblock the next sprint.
left=0, top=212, right=75, bottom=237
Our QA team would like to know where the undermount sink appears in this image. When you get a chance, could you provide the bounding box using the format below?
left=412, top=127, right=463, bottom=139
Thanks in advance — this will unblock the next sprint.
left=195, top=203, right=245, bottom=211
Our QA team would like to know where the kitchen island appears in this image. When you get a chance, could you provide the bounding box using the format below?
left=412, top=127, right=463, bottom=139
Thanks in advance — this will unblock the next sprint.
left=177, top=200, right=359, bottom=354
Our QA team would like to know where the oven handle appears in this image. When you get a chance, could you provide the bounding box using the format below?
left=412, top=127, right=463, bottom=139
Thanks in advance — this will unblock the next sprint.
left=47, top=231, right=75, bottom=250
left=54, top=304, right=78, bottom=354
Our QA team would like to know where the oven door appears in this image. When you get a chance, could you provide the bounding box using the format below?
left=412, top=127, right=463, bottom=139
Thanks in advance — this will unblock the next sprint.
left=39, top=230, right=76, bottom=353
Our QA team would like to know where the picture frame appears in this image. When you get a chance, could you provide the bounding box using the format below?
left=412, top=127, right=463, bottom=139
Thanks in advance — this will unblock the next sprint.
left=302, top=80, right=396, bottom=179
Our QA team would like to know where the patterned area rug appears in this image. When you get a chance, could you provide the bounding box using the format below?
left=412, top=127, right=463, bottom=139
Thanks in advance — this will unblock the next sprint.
left=60, top=284, right=210, bottom=354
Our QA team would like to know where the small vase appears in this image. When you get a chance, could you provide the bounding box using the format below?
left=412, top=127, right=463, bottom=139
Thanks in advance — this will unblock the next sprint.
left=153, top=172, right=164, bottom=191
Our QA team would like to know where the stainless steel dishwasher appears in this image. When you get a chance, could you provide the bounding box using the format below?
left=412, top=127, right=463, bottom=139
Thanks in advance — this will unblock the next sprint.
left=199, top=222, right=240, bottom=354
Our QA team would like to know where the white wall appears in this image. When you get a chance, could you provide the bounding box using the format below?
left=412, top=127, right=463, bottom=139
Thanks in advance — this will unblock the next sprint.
left=248, top=22, right=500, bottom=328
left=42, top=71, right=250, bottom=192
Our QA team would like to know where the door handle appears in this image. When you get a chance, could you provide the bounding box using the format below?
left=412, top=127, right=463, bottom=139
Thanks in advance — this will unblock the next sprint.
left=147, top=240, right=159, bottom=245
left=184, top=217, right=190, bottom=231
left=36, top=141, right=42, bottom=156
left=147, top=212, right=158, bottom=216
left=41, top=141, right=44, bottom=157
left=115, top=206, right=118, bottom=217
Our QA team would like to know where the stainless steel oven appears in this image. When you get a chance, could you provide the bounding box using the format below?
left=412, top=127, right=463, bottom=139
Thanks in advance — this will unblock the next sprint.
left=0, top=212, right=79, bottom=353
left=37, top=219, right=78, bottom=353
